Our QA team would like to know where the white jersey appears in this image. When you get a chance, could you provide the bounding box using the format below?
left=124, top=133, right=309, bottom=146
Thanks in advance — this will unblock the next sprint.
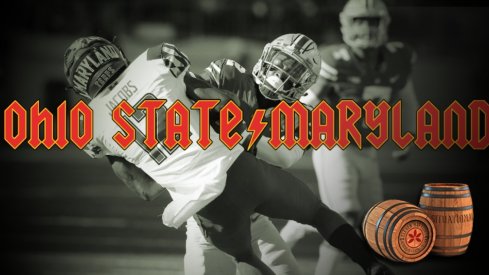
left=83, top=43, right=243, bottom=228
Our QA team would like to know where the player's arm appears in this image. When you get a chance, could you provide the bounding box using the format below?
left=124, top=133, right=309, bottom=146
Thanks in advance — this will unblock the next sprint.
left=185, top=59, right=252, bottom=112
left=185, top=72, right=243, bottom=112
left=300, top=62, right=337, bottom=108
left=391, top=44, right=419, bottom=157
left=300, top=81, right=324, bottom=108
left=397, top=78, right=418, bottom=134
left=392, top=78, right=419, bottom=160
left=184, top=72, right=251, bottom=135
left=253, top=106, right=305, bottom=168
left=106, top=156, right=168, bottom=201
left=81, top=139, right=165, bottom=200
left=255, top=137, right=304, bottom=168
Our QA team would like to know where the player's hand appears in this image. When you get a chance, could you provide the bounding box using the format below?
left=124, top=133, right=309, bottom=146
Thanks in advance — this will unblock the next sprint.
left=162, top=201, right=187, bottom=229
left=261, top=108, right=274, bottom=137
left=262, top=106, right=302, bottom=137
left=391, top=146, right=410, bottom=161
left=367, top=262, right=395, bottom=275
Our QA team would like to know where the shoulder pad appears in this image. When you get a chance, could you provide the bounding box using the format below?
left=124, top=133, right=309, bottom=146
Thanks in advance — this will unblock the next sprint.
left=203, top=58, right=247, bottom=87
left=146, top=43, right=190, bottom=77
left=318, top=44, right=345, bottom=81
left=202, top=59, right=226, bottom=86
left=320, top=44, right=351, bottom=65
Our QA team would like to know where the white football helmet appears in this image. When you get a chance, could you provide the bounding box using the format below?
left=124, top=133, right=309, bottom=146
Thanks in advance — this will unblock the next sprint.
left=252, top=33, right=321, bottom=102
left=340, top=0, right=391, bottom=49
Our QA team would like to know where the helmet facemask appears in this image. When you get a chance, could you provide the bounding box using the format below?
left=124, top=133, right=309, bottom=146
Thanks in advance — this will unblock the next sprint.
left=340, top=0, right=390, bottom=50
left=253, top=43, right=318, bottom=102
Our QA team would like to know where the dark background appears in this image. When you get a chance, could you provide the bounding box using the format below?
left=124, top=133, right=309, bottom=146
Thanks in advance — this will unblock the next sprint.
left=1, top=0, right=488, bottom=274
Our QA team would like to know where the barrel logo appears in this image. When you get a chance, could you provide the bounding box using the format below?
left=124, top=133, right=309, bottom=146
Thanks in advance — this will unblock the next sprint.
left=399, top=220, right=430, bottom=255
left=407, top=228, right=423, bottom=248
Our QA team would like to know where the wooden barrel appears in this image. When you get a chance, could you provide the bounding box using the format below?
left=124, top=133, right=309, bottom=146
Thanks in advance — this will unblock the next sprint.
left=419, top=183, right=473, bottom=256
left=362, top=199, right=436, bottom=262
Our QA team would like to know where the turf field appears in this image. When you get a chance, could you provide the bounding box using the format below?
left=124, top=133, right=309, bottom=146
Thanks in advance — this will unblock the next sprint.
left=2, top=147, right=484, bottom=274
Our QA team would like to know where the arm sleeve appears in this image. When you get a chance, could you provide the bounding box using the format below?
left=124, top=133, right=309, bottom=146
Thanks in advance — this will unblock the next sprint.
left=107, top=156, right=167, bottom=201
left=185, top=73, right=241, bottom=111
left=256, top=137, right=304, bottom=168
left=300, top=60, right=338, bottom=108
left=146, top=43, right=190, bottom=78
left=395, top=78, right=418, bottom=134
left=198, top=59, right=228, bottom=87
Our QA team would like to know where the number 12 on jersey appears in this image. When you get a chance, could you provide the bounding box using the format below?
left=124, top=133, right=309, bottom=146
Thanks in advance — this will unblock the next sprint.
left=113, top=93, right=177, bottom=164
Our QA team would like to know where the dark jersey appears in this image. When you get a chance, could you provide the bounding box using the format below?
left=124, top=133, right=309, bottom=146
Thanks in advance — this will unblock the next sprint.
left=198, top=58, right=278, bottom=124
left=310, top=42, right=415, bottom=105
left=307, top=42, right=415, bottom=146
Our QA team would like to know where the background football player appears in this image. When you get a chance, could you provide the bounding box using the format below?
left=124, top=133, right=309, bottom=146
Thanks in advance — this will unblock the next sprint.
left=280, top=0, right=419, bottom=274
left=64, top=36, right=394, bottom=275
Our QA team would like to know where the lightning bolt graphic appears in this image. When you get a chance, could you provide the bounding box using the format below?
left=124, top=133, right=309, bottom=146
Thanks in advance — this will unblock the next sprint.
left=246, top=109, right=268, bottom=151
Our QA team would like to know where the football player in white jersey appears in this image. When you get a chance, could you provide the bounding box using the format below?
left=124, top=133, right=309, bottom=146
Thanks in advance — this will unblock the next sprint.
left=280, top=1, right=419, bottom=274
left=64, top=36, right=393, bottom=275
left=107, top=34, right=316, bottom=275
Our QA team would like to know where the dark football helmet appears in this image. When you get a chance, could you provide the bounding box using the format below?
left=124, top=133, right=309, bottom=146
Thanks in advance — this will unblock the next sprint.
left=64, top=36, right=128, bottom=99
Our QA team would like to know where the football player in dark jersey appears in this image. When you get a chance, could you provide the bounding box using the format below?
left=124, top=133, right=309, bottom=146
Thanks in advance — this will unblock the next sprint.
left=280, top=1, right=419, bottom=275
left=68, top=34, right=395, bottom=275
left=183, top=33, right=312, bottom=275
